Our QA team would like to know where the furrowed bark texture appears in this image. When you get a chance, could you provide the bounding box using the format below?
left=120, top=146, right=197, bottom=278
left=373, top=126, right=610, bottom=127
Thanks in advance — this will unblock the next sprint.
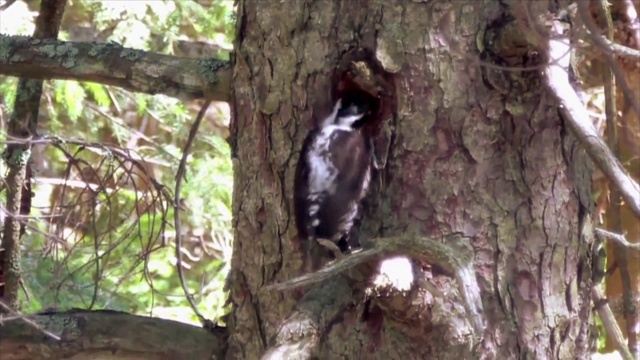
left=227, top=0, right=594, bottom=358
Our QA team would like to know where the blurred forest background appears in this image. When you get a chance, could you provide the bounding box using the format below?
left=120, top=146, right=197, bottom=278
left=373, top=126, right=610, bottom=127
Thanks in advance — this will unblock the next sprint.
left=0, top=0, right=235, bottom=326
left=0, top=0, right=638, bottom=358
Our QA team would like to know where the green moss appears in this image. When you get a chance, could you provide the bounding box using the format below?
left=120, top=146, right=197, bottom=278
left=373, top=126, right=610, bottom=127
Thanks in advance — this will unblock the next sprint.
left=0, top=35, right=34, bottom=62
left=197, top=58, right=228, bottom=84
left=3, top=148, right=31, bottom=167
left=40, top=44, right=57, bottom=58
left=120, top=49, right=141, bottom=61
left=37, top=313, right=82, bottom=338
left=0, top=37, right=11, bottom=62
left=54, top=43, right=79, bottom=69
left=88, top=43, right=110, bottom=58
left=55, top=43, right=75, bottom=56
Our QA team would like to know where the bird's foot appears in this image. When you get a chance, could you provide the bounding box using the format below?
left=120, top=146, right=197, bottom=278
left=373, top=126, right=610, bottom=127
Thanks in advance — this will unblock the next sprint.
left=316, top=238, right=344, bottom=261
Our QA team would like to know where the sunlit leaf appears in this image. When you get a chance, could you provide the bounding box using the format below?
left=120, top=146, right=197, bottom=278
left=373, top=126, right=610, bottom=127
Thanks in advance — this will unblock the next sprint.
left=84, top=82, right=111, bottom=107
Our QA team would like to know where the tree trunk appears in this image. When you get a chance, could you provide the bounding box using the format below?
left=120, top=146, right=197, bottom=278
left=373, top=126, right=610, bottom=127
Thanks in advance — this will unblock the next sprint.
left=227, top=0, right=595, bottom=359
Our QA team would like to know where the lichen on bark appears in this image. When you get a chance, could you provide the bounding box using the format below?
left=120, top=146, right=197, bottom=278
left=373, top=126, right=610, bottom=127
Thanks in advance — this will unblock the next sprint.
left=227, top=0, right=595, bottom=359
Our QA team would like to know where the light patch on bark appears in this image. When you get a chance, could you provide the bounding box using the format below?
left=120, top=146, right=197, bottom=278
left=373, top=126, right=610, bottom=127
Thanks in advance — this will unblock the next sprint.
left=373, top=256, right=415, bottom=292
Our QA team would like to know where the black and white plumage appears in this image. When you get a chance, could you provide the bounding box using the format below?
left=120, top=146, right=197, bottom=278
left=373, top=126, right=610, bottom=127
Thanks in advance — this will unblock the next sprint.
left=294, top=97, right=373, bottom=270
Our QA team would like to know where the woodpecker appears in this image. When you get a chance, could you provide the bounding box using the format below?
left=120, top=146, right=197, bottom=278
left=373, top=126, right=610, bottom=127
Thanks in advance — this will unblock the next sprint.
left=294, top=97, right=373, bottom=271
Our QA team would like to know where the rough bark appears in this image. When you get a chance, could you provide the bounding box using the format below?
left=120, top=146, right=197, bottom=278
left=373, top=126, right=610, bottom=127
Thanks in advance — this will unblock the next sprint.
left=0, top=35, right=231, bottom=102
left=0, top=310, right=227, bottom=359
left=227, top=0, right=595, bottom=359
left=1, top=0, right=67, bottom=311
left=0, top=0, right=603, bottom=358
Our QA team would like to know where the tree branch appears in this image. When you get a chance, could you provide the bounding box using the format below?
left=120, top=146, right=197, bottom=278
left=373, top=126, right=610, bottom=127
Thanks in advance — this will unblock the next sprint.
left=0, top=34, right=232, bottom=102
left=592, top=287, right=635, bottom=360
left=264, top=247, right=384, bottom=291
left=595, top=1, right=640, bottom=354
left=265, top=234, right=486, bottom=340
left=544, top=21, right=640, bottom=219
left=577, top=1, right=640, bottom=118
left=600, top=37, right=640, bottom=60
left=1, top=0, right=67, bottom=310
left=0, top=309, right=228, bottom=359
left=174, top=100, right=215, bottom=328
left=596, top=228, right=640, bottom=250
left=0, top=300, right=60, bottom=340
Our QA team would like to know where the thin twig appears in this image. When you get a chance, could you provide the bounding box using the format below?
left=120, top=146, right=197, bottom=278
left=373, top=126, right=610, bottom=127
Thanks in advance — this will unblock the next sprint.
left=596, top=228, right=640, bottom=250
left=2, top=135, right=171, bottom=313
left=577, top=1, right=640, bottom=118
left=265, top=247, right=385, bottom=291
left=602, top=37, right=640, bottom=59
left=591, top=287, right=635, bottom=360
left=620, top=0, right=640, bottom=47
left=174, top=99, right=213, bottom=329
left=0, top=300, right=61, bottom=341
left=544, top=20, right=640, bottom=219
left=597, top=0, right=638, bottom=353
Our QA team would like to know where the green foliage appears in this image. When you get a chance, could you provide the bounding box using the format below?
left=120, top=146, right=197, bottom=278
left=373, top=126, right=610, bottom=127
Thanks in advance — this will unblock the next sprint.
left=134, top=93, right=149, bottom=116
left=84, top=82, right=111, bottom=108
left=0, top=0, right=236, bottom=326
left=54, top=80, right=86, bottom=121
left=0, top=77, right=17, bottom=108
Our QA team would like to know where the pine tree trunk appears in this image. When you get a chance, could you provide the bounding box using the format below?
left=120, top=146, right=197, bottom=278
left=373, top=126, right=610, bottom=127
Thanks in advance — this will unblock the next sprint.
left=227, top=1, right=595, bottom=358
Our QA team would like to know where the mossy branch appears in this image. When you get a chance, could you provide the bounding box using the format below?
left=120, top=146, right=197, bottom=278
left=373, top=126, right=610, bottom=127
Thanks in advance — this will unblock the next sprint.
left=0, top=308, right=228, bottom=359
left=263, top=234, right=486, bottom=360
left=0, top=34, right=231, bottom=102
